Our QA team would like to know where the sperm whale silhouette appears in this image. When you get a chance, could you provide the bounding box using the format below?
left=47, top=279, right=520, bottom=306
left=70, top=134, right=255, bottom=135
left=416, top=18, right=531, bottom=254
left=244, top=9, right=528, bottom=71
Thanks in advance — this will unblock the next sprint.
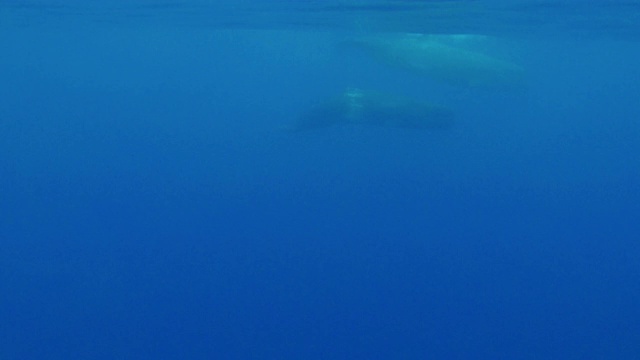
left=286, top=88, right=454, bottom=132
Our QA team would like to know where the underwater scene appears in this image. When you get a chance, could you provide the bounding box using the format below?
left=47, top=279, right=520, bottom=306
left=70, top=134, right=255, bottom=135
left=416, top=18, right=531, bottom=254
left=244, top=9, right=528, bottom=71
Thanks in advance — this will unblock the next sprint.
left=1, top=1, right=639, bottom=359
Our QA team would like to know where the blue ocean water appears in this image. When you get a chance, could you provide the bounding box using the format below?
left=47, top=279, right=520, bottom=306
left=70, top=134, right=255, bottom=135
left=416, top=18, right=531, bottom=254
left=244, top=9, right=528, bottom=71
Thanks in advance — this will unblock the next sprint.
left=1, top=1, right=639, bottom=359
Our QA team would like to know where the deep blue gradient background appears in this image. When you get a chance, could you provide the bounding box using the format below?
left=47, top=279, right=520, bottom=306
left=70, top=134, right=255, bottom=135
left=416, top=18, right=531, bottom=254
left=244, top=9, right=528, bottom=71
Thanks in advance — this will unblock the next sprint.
left=1, top=4, right=640, bottom=359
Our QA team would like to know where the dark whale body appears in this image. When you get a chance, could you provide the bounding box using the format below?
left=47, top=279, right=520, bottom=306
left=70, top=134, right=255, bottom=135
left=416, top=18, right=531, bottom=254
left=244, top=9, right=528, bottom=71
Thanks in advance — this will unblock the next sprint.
left=288, top=88, right=454, bottom=132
